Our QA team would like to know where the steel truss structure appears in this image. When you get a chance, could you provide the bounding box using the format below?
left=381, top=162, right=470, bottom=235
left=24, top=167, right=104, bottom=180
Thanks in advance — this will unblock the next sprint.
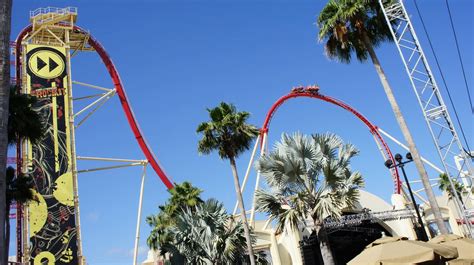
left=76, top=157, right=149, bottom=265
left=324, top=208, right=416, bottom=230
left=379, top=0, right=473, bottom=235
left=13, top=7, right=175, bottom=265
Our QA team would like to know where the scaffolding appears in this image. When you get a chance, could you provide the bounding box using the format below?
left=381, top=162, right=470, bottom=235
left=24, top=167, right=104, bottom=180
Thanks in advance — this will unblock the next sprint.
left=324, top=209, right=416, bottom=229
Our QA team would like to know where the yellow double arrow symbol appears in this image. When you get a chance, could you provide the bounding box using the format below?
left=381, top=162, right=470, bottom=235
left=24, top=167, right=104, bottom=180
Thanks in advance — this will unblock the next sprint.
left=28, top=49, right=65, bottom=79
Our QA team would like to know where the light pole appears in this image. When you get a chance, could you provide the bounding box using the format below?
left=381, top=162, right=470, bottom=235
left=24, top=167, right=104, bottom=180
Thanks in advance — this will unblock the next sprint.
left=385, top=153, right=429, bottom=241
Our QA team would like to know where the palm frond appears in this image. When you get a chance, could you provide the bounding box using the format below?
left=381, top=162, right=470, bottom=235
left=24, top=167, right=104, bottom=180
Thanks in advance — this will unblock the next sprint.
left=8, top=86, right=46, bottom=145
left=438, top=173, right=467, bottom=201
left=256, top=132, right=364, bottom=231
left=197, top=102, right=258, bottom=160
left=317, top=0, right=394, bottom=63
left=149, top=197, right=249, bottom=264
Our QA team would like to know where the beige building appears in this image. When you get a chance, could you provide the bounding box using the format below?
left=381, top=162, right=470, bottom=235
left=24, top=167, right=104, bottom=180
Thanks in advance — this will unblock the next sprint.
left=142, top=190, right=468, bottom=265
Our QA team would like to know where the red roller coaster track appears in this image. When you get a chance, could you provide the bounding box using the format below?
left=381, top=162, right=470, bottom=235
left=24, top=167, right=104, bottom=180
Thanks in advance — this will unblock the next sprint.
left=15, top=25, right=175, bottom=190
left=261, top=87, right=401, bottom=194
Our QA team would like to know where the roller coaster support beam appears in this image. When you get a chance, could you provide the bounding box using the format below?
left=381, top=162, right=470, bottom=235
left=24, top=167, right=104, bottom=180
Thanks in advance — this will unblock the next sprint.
left=232, top=134, right=261, bottom=216
left=133, top=164, right=147, bottom=265
left=378, top=128, right=444, bottom=174
left=250, top=132, right=268, bottom=225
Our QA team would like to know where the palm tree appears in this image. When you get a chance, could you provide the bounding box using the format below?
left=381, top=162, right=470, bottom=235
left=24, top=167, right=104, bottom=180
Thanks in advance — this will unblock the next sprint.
left=0, top=0, right=13, bottom=263
left=5, top=167, right=35, bottom=262
left=437, top=173, right=466, bottom=203
left=147, top=209, right=173, bottom=251
left=197, top=102, right=259, bottom=265
left=4, top=86, right=45, bottom=260
left=162, top=198, right=250, bottom=264
left=8, top=86, right=45, bottom=145
left=147, top=181, right=203, bottom=262
left=167, top=181, right=203, bottom=218
left=255, top=132, right=364, bottom=265
left=317, top=0, right=448, bottom=234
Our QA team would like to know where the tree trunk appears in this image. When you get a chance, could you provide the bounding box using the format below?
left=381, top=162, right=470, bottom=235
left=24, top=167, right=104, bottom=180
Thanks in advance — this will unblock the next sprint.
left=315, top=223, right=335, bottom=265
left=0, top=0, right=13, bottom=264
left=5, top=203, right=10, bottom=262
left=362, top=33, right=448, bottom=235
left=229, top=156, right=256, bottom=265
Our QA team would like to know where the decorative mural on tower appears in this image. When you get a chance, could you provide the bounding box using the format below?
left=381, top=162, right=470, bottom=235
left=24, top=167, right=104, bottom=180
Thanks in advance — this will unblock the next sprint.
left=25, top=44, right=78, bottom=265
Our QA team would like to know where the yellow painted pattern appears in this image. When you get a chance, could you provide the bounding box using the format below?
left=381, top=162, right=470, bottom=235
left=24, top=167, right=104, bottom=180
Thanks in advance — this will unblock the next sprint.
left=34, top=251, right=56, bottom=265
left=53, top=172, right=74, bottom=206
left=26, top=44, right=77, bottom=262
left=63, top=75, right=72, bottom=166
left=28, top=190, right=47, bottom=236
left=52, top=84, right=59, bottom=171
left=60, top=248, right=74, bottom=263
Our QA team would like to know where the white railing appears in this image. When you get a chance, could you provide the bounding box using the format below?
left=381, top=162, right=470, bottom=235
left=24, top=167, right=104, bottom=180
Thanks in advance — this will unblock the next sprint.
left=30, top=7, right=77, bottom=18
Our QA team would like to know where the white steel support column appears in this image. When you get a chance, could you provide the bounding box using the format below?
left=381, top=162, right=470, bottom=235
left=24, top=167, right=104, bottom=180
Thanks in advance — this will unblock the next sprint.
left=373, top=134, right=389, bottom=163
left=76, top=157, right=148, bottom=174
left=20, top=42, right=30, bottom=264
left=250, top=132, right=268, bottom=225
left=379, top=0, right=473, bottom=236
left=73, top=89, right=115, bottom=117
left=378, top=128, right=444, bottom=174
left=233, top=134, right=261, bottom=216
left=133, top=164, right=147, bottom=265
left=65, top=29, right=85, bottom=264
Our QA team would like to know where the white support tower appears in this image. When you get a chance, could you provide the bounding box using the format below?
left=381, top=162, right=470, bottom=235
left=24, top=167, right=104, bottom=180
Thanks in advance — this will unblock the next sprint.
left=378, top=0, right=473, bottom=235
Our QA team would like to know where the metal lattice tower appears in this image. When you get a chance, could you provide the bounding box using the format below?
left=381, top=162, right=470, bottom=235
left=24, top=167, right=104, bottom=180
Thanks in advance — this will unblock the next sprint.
left=378, top=0, right=473, bottom=234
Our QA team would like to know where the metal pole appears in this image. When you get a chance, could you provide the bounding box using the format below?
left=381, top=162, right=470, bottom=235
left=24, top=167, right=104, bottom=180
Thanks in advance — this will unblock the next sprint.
left=77, top=162, right=145, bottom=174
left=20, top=42, right=30, bottom=265
left=249, top=132, right=268, bottom=225
left=133, top=164, right=147, bottom=265
left=380, top=128, right=473, bottom=235
left=378, top=128, right=444, bottom=174
left=73, top=89, right=115, bottom=117
left=72, top=80, right=113, bottom=92
left=232, top=135, right=260, bottom=215
left=398, top=164, right=429, bottom=241
left=403, top=182, right=429, bottom=205
left=77, top=156, right=147, bottom=163
left=373, top=134, right=388, bottom=162
left=65, top=29, right=84, bottom=265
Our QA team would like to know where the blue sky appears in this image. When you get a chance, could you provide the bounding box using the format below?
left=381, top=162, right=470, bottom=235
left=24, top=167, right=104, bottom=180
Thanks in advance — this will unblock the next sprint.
left=11, top=0, right=472, bottom=264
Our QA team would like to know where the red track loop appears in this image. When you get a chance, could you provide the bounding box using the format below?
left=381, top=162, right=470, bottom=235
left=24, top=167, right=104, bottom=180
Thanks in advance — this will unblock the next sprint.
left=16, top=25, right=174, bottom=190
left=261, top=89, right=401, bottom=194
